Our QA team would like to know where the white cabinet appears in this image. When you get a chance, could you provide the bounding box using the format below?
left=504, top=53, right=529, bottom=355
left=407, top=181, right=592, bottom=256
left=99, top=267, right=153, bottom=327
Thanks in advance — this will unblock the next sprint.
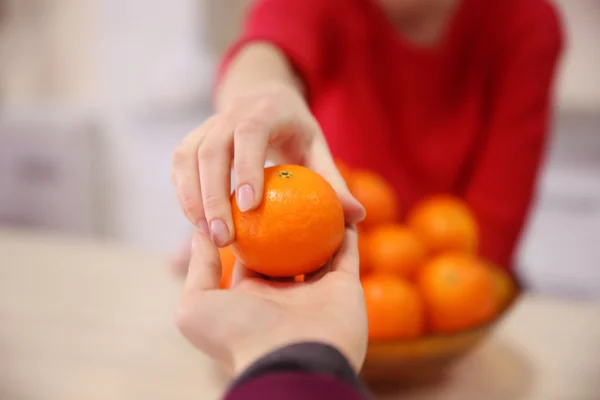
left=0, top=110, right=102, bottom=235
left=517, top=114, right=600, bottom=299
left=553, top=0, right=600, bottom=112
left=518, top=170, right=600, bottom=299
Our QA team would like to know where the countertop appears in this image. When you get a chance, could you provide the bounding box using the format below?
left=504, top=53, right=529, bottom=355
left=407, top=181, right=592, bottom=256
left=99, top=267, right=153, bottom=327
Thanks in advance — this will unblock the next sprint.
left=1, top=228, right=599, bottom=400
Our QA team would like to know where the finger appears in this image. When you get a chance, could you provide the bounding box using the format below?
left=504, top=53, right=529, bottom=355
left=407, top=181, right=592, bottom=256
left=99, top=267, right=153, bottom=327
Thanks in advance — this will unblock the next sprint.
left=305, top=140, right=366, bottom=224
left=199, top=119, right=235, bottom=247
left=171, top=119, right=216, bottom=234
left=184, top=232, right=222, bottom=293
left=233, top=120, right=270, bottom=212
left=232, top=97, right=313, bottom=212
left=331, top=226, right=360, bottom=277
left=230, top=260, right=261, bottom=287
left=170, top=235, right=193, bottom=276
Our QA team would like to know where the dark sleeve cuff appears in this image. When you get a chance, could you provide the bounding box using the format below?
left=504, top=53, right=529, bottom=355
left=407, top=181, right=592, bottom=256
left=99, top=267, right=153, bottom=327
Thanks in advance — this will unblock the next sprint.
left=228, top=342, right=370, bottom=398
left=225, top=371, right=368, bottom=400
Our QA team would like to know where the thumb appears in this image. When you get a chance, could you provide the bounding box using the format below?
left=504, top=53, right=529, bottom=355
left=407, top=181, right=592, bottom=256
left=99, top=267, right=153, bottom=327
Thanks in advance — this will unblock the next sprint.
left=177, top=232, right=226, bottom=362
left=338, top=191, right=366, bottom=226
left=331, top=226, right=360, bottom=277
left=184, top=232, right=222, bottom=293
left=306, top=140, right=366, bottom=225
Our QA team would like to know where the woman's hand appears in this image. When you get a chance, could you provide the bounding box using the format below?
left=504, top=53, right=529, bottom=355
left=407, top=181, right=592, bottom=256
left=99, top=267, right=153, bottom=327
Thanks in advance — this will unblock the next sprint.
left=176, top=227, right=368, bottom=375
left=170, top=81, right=365, bottom=248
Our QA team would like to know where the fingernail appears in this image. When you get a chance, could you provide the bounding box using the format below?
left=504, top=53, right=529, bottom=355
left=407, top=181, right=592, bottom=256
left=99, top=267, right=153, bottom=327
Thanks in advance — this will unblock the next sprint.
left=197, top=219, right=210, bottom=236
left=236, top=184, right=255, bottom=212
left=210, top=218, right=230, bottom=247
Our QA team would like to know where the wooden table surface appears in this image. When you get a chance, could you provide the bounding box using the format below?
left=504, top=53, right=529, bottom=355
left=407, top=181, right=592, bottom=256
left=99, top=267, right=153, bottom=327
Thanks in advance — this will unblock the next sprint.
left=1, top=228, right=599, bottom=400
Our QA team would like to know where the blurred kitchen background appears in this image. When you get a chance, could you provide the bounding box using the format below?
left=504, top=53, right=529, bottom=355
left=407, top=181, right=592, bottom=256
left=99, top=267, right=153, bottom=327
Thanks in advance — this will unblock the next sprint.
left=0, top=0, right=598, bottom=298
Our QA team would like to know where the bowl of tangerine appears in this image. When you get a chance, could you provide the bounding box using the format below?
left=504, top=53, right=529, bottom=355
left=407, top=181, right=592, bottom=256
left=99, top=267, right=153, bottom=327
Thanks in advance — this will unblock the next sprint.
left=339, top=159, right=519, bottom=384
left=219, top=162, right=519, bottom=385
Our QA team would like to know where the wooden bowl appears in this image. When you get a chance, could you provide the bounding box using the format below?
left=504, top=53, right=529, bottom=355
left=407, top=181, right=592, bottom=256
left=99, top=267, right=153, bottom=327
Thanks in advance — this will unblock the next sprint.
left=360, top=287, right=520, bottom=385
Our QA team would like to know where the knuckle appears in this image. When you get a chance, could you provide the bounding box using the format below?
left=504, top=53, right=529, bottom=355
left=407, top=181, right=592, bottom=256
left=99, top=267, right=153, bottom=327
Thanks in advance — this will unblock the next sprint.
left=197, top=142, right=217, bottom=162
left=180, top=192, right=203, bottom=217
left=171, top=145, right=189, bottom=168
left=190, top=115, right=222, bottom=139
left=202, top=193, right=227, bottom=217
left=198, top=122, right=232, bottom=162
left=206, top=114, right=228, bottom=133
left=203, top=114, right=222, bottom=127
left=206, top=258, right=223, bottom=276
left=234, top=120, right=264, bottom=139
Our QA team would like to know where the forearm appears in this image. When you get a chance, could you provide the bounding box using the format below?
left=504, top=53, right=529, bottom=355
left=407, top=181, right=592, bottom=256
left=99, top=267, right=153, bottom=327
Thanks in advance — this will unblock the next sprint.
left=215, top=42, right=306, bottom=111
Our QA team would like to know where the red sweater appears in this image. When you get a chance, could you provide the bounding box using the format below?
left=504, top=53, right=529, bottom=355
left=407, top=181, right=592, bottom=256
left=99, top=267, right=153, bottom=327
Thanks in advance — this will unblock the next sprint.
left=220, top=0, right=564, bottom=270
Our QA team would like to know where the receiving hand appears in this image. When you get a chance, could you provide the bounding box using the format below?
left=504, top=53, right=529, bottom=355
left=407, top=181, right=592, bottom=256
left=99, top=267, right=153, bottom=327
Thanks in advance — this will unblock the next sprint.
left=176, top=227, right=368, bottom=375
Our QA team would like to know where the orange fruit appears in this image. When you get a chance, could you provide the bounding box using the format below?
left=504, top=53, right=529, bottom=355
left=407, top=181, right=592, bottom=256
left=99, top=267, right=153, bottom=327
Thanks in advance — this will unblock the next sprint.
left=417, top=253, right=497, bottom=334
left=347, top=170, right=399, bottom=228
left=358, top=229, right=372, bottom=276
left=407, top=195, right=478, bottom=255
left=231, top=165, right=345, bottom=277
left=482, top=260, right=517, bottom=311
left=218, top=246, right=236, bottom=289
left=363, top=274, right=425, bottom=340
left=365, top=224, right=427, bottom=279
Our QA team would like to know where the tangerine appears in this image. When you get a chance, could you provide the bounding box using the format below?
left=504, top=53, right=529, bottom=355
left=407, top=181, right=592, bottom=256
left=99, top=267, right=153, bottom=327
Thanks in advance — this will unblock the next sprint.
left=363, top=274, right=425, bottom=340
left=218, top=246, right=236, bottom=289
left=482, top=260, right=517, bottom=311
left=231, top=165, right=344, bottom=277
left=417, top=253, right=497, bottom=334
left=365, top=224, right=427, bottom=278
left=347, top=170, right=399, bottom=228
left=358, top=229, right=372, bottom=276
left=408, top=195, right=478, bottom=255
